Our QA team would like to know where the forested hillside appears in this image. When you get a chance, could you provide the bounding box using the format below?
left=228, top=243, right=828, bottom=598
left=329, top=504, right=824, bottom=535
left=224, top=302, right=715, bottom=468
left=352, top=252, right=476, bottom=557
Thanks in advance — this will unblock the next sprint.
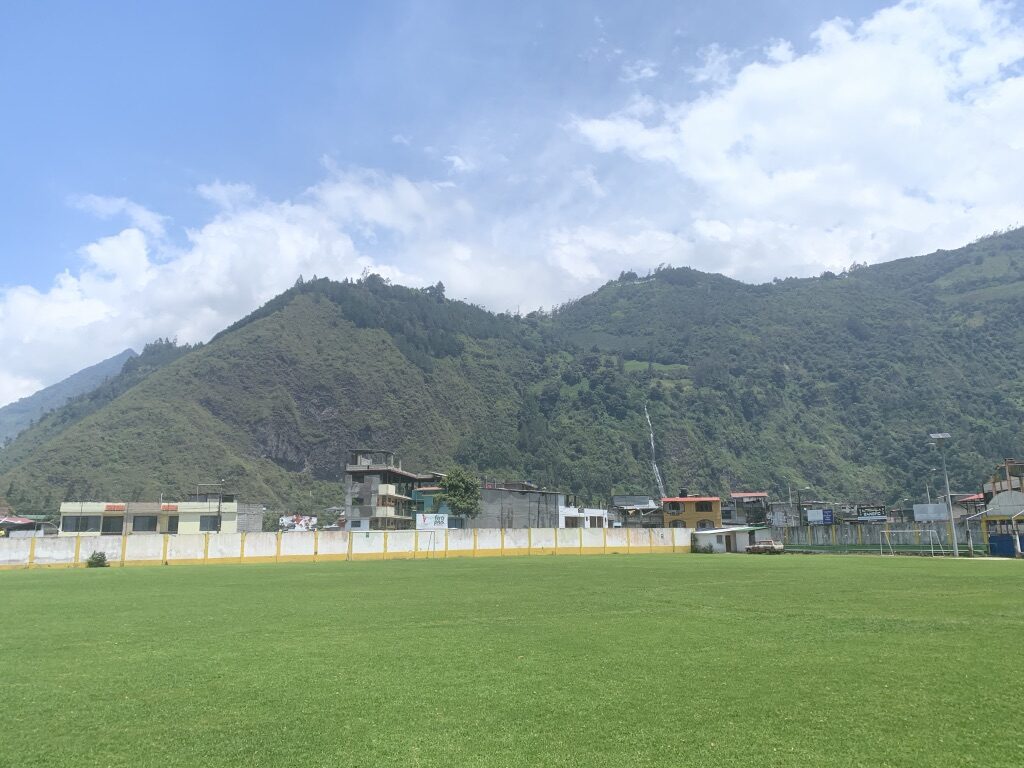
left=2, top=230, right=1022, bottom=516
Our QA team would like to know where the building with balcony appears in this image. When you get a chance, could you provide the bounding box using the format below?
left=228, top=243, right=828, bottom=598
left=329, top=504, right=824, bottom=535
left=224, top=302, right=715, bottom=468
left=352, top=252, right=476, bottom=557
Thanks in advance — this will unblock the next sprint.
left=343, top=449, right=438, bottom=531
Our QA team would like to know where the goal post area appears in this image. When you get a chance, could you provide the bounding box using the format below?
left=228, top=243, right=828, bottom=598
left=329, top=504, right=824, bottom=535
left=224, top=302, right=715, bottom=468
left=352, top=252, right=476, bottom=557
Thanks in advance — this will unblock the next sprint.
left=880, top=529, right=950, bottom=556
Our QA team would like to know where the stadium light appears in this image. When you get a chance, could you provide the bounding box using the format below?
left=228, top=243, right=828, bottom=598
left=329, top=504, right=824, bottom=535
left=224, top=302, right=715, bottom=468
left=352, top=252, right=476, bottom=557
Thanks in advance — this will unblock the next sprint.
left=928, top=434, right=959, bottom=557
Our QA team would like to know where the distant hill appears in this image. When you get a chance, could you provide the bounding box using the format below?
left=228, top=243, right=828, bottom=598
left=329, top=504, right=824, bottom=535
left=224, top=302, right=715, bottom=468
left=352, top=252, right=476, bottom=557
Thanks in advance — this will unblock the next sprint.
left=0, top=349, right=136, bottom=445
left=1, top=230, right=1022, bottom=516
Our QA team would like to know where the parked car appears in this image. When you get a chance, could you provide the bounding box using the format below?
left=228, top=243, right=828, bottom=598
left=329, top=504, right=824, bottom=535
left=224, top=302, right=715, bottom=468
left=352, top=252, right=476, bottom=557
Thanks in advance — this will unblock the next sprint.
left=746, top=539, right=784, bottom=554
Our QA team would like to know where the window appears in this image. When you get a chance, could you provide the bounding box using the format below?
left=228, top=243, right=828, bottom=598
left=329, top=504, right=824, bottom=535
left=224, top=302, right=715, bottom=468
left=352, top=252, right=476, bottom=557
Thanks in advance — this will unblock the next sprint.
left=62, top=515, right=101, bottom=533
left=101, top=516, right=124, bottom=534
left=564, top=516, right=581, bottom=528
left=167, top=516, right=179, bottom=534
left=695, top=501, right=713, bottom=513
left=132, top=515, right=157, bottom=533
left=670, top=520, right=685, bottom=528
left=589, top=516, right=604, bottom=528
left=697, top=519, right=714, bottom=530
left=199, top=515, right=220, bottom=532
left=349, top=520, right=363, bottom=530
left=721, top=507, right=733, bottom=520
left=716, top=535, right=724, bottom=544
left=669, top=502, right=680, bottom=512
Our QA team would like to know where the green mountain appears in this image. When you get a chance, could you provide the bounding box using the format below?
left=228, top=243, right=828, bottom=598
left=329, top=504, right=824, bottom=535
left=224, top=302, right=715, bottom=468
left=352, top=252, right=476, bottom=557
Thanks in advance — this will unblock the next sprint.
left=2, top=231, right=1023, bottom=516
left=0, top=348, right=136, bottom=446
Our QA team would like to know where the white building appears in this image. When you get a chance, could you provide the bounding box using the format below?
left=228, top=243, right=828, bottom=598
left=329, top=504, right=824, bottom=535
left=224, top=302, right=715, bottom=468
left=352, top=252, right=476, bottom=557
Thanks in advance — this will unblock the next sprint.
left=693, top=526, right=773, bottom=553
left=558, top=506, right=608, bottom=528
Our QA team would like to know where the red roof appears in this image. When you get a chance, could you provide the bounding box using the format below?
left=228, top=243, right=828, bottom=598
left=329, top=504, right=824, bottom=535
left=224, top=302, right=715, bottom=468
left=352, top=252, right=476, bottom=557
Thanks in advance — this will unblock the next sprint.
left=661, top=496, right=720, bottom=503
left=731, top=491, right=768, bottom=499
left=957, top=493, right=984, bottom=502
left=0, top=516, right=34, bottom=525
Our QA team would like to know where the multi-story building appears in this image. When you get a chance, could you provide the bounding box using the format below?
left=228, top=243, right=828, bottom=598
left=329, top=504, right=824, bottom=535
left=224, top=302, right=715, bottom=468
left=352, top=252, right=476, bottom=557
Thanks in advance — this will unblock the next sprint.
left=58, top=495, right=263, bottom=536
left=725, top=491, right=769, bottom=525
left=661, top=493, right=722, bottom=530
left=342, top=449, right=438, bottom=531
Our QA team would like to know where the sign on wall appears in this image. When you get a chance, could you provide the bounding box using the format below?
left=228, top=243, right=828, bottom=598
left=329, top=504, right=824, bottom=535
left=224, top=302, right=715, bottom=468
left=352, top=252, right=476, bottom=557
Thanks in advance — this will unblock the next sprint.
left=416, top=514, right=448, bottom=530
left=856, top=505, right=887, bottom=522
left=806, top=509, right=834, bottom=525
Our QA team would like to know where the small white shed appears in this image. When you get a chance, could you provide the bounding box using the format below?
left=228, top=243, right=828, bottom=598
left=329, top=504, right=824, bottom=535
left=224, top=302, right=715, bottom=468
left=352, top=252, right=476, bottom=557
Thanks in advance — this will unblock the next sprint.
left=693, top=526, right=772, bottom=553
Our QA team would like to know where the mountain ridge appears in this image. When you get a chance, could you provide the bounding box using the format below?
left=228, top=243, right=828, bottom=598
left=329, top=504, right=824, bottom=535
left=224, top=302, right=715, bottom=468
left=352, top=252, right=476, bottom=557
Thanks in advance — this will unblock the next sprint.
left=0, top=348, right=136, bottom=446
left=2, top=230, right=1022, bottom=516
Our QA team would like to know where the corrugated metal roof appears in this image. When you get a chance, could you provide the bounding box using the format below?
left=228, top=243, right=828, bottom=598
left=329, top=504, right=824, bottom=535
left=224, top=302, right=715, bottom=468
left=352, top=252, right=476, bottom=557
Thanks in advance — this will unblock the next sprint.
left=661, top=496, right=720, bottom=503
left=730, top=491, right=768, bottom=499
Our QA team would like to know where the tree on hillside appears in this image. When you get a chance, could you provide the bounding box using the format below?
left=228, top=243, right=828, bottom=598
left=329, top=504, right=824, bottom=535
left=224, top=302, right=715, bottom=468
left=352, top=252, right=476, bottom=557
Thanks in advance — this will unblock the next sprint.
left=439, top=466, right=481, bottom=518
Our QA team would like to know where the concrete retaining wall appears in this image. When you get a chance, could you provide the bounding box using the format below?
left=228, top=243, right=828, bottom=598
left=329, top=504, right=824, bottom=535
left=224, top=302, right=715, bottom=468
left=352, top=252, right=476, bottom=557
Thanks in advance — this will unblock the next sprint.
left=0, top=527, right=693, bottom=569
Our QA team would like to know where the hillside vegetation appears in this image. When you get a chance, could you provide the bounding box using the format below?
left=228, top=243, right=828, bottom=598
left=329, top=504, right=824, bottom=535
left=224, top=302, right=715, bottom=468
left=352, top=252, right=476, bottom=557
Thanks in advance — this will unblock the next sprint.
left=2, top=231, right=1023, bottom=515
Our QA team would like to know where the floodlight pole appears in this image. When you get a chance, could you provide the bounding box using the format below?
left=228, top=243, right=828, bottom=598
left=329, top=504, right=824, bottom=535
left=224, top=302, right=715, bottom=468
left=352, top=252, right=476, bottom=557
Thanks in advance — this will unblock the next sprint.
left=930, top=435, right=959, bottom=557
left=1012, top=509, right=1024, bottom=560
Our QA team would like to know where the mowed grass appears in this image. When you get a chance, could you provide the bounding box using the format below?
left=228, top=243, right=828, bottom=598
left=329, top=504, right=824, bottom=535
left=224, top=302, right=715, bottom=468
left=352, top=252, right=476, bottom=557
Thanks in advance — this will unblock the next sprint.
left=2, top=555, right=1022, bottom=767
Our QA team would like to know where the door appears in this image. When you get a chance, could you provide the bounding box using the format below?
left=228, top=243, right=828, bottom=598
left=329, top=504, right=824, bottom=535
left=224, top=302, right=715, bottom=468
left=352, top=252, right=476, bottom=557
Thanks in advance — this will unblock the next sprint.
left=725, top=535, right=733, bottom=553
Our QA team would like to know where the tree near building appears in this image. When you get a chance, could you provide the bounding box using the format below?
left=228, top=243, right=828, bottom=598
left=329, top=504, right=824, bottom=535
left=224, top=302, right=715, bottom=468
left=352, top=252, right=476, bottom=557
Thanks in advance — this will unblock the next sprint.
left=439, top=466, right=481, bottom=518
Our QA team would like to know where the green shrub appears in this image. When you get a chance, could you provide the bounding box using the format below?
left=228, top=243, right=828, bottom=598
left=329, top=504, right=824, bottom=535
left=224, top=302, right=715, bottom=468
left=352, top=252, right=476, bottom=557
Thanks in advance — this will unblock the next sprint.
left=691, top=542, right=715, bottom=554
left=85, top=551, right=109, bottom=568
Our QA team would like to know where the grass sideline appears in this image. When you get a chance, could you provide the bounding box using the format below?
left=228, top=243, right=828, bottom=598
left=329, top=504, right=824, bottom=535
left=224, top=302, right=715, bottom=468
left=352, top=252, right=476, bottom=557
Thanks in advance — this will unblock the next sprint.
left=1, top=555, right=1021, bottom=767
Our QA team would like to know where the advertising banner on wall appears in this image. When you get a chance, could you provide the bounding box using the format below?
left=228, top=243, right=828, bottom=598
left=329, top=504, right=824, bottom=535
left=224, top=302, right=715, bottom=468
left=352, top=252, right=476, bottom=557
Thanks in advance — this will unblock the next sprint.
left=416, top=513, right=449, bottom=530
left=913, top=503, right=949, bottom=522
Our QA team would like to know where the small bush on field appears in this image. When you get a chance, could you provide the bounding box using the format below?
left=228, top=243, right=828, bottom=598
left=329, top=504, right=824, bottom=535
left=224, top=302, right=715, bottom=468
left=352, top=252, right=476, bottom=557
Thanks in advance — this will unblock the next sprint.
left=85, top=551, right=109, bottom=568
left=691, top=543, right=714, bottom=554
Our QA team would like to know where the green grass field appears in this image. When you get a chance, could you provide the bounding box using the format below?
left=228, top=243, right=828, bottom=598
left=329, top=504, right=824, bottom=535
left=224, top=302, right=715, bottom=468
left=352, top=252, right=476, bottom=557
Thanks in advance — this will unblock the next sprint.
left=2, top=555, right=1022, bottom=767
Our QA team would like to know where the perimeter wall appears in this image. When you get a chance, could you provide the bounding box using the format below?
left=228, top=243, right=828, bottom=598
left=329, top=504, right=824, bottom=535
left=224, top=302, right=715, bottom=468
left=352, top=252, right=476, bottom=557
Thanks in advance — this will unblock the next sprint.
left=0, top=527, right=692, bottom=569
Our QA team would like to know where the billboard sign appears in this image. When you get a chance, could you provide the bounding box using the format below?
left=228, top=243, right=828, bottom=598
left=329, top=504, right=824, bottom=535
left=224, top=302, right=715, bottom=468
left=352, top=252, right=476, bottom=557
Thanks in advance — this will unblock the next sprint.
left=857, top=505, right=887, bottom=522
left=913, top=503, right=949, bottom=522
left=416, top=513, right=448, bottom=530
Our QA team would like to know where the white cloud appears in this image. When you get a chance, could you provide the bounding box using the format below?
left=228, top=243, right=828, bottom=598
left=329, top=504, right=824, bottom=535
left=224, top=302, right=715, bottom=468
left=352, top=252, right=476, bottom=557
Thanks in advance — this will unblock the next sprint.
left=576, top=0, right=1024, bottom=278
left=621, top=59, right=659, bottom=82
left=444, top=154, right=475, bottom=174
left=197, top=181, right=257, bottom=211
left=689, top=43, right=739, bottom=85
left=71, top=194, right=167, bottom=238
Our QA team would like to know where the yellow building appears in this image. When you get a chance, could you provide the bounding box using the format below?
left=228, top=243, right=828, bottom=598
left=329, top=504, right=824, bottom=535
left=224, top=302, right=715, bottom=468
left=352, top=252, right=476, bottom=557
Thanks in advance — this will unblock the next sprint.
left=59, top=497, right=262, bottom=536
left=660, top=495, right=722, bottom=530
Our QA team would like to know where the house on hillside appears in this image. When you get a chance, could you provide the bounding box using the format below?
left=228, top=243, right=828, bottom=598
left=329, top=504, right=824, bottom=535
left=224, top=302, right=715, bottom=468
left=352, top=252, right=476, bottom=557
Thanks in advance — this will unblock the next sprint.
left=58, top=495, right=263, bottom=536
left=661, top=492, right=722, bottom=530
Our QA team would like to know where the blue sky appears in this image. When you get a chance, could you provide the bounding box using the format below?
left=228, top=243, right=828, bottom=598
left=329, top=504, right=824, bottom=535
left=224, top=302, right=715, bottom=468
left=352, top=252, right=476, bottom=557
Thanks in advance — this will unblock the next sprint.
left=1, top=0, right=1023, bottom=404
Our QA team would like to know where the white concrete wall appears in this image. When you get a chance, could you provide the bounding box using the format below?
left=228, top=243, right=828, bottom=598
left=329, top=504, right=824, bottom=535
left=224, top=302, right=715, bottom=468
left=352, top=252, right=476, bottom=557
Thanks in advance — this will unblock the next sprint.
left=244, top=532, right=277, bottom=560
left=280, top=532, right=314, bottom=558
left=318, top=531, right=349, bottom=557
left=0, top=528, right=692, bottom=568
left=124, top=534, right=165, bottom=562
left=32, top=537, right=77, bottom=565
